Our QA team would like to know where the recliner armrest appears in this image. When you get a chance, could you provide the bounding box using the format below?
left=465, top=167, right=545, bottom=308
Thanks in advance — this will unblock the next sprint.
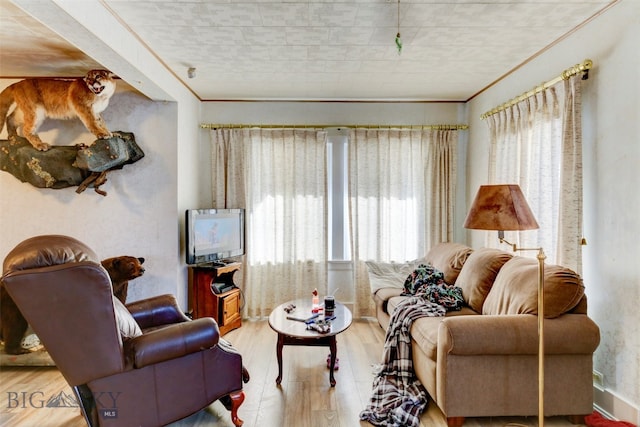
left=125, top=317, right=220, bottom=368
left=126, top=294, right=191, bottom=329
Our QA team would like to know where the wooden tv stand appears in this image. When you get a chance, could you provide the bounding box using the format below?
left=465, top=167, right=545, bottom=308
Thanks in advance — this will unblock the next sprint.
left=188, top=262, right=242, bottom=335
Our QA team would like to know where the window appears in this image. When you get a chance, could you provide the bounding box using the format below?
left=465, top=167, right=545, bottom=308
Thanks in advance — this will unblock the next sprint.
left=327, top=129, right=350, bottom=261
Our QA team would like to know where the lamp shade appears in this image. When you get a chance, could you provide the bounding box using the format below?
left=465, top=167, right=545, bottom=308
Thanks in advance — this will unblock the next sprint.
left=464, top=184, right=539, bottom=231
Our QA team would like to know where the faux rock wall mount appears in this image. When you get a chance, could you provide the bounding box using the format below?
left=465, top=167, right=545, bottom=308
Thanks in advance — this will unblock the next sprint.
left=0, top=131, right=144, bottom=196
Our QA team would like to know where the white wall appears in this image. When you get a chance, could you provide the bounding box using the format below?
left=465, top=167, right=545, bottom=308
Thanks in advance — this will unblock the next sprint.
left=0, top=81, right=180, bottom=304
left=466, top=1, right=639, bottom=423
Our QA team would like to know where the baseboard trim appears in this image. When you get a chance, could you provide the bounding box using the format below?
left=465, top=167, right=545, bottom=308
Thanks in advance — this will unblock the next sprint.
left=593, top=383, right=639, bottom=426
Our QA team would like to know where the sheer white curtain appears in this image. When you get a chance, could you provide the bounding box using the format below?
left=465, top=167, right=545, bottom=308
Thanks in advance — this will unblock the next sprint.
left=426, top=130, right=459, bottom=247
left=210, top=128, right=328, bottom=317
left=487, top=75, right=583, bottom=271
left=558, top=76, right=584, bottom=273
left=348, top=128, right=458, bottom=317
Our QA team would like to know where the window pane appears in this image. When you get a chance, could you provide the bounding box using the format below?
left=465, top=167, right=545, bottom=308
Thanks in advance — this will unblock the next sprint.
left=327, top=130, right=351, bottom=261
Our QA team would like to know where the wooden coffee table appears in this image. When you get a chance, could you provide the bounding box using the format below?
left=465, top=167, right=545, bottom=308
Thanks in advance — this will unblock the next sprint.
left=268, top=298, right=352, bottom=387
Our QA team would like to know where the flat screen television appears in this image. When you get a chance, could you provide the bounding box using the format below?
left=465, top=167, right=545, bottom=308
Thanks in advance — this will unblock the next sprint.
left=185, top=208, right=245, bottom=265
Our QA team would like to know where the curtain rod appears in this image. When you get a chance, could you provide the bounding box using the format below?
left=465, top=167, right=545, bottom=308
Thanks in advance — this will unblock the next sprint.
left=480, top=59, right=593, bottom=120
left=200, top=123, right=468, bottom=131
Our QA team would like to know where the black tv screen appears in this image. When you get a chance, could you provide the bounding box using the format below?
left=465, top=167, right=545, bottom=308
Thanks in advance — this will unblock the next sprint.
left=185, top=208, right=245, bottom=265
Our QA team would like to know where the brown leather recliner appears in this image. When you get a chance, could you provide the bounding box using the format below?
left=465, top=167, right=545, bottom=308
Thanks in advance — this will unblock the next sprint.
left=1, top=235, right=247, bottom=427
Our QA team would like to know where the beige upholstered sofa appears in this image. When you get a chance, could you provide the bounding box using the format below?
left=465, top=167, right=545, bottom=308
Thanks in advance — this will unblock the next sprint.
left=369, top=243, right=600, bottom=427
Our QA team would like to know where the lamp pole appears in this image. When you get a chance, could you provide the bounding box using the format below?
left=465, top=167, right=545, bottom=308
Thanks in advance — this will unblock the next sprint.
left=500, top=232, right=546, bottom=427
left=536, top=247, right=546, bottom=427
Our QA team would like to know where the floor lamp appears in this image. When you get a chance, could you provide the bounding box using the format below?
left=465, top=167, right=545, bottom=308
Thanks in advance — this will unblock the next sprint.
left=463, top=184, right=546, bottom=427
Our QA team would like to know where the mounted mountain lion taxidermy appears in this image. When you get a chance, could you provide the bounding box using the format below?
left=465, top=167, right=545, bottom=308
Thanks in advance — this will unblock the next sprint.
left=0, top=69, right=116, bottom=151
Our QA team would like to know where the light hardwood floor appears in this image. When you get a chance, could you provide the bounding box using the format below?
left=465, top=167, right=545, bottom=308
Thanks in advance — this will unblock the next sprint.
left=0, top=319, right=583, bottom=427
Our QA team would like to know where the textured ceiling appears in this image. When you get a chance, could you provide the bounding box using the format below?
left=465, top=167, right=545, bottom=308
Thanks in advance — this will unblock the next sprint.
left=0, top=0, right=615, bottom=101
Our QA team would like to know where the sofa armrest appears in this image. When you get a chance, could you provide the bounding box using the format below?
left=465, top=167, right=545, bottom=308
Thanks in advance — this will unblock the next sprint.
left=125, top=317, right=220, bottom=368
left=126, top=294, right=191, bottom=329
left=438, top=313, right=600, bottom=356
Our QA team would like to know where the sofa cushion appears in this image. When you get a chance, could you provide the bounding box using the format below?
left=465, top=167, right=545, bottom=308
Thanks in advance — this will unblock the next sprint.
left=410, top=316, right=442, bottom=361
left=455, top=248, right=513, bottom=313
left=387, top=295, right=441, bottom=361
left=366, top=259, right=423, bottom=293
left=387, top=295, right=442, bottom=362
left=410, top=307, right=477, bottom=362
left=425, top=243, right=474, bottom=284
left=483, top=256, right=585, bottom=318
left=388, top=295, right=475, bottom=361
left=387, top=295, right=408, bottom=316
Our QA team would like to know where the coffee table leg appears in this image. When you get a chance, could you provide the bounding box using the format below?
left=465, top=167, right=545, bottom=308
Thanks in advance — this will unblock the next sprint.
left=276, top=333, right=284, bottom=385
left=329, top=337, right=337, bottom=387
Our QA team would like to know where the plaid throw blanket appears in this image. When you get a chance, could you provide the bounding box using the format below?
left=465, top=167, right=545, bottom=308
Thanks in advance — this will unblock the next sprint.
left=360, top=265, right=463, bottom=427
